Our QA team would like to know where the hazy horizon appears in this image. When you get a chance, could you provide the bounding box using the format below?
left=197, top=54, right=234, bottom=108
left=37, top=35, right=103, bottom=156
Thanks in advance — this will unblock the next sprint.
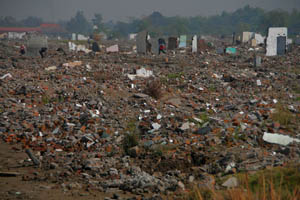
left=0, top=0, right=299, bottom=22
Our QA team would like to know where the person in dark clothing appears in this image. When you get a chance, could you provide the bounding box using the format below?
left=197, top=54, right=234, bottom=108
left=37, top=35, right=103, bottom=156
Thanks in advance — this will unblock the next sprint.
left=57, top=47, right=66, bottom=55
left=158, top=38, right=166, bottom=54
left=20, top=45, right=26, bottom=55
left=39, top=47, right=47, bottom=58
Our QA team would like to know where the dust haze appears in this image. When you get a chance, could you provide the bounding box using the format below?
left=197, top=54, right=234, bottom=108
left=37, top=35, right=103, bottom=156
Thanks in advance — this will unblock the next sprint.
left=0, top=0, right=299, bottom=21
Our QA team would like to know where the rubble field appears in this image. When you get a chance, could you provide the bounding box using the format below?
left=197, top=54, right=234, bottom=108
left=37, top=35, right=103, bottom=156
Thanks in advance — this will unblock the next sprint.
left=0, top=40, right=299, bottom=200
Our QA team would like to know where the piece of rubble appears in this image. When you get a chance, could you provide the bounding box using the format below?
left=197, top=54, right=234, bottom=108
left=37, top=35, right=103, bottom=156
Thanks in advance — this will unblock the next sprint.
left=222, top=177, right=238, bottom=188
left=25, top=149, right=40, bottom=166
left=263, top=132, right=300, bottom=146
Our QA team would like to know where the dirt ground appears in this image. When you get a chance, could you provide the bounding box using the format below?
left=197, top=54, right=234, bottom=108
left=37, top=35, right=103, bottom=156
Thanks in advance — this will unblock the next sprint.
left=0, top=140, right=150, bottom=200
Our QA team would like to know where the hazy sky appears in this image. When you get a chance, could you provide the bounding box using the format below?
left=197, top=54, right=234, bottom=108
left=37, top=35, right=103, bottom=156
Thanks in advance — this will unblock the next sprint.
left=0, top=0, right=299, bottom=22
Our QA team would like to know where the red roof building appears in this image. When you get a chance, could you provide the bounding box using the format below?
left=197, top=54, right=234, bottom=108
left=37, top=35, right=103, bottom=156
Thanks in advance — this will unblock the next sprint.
left=0, top=24, right=65, bottom=34
left=40, top=23, right=66, bottom=34
left=0, top=27, right=41, bottom=33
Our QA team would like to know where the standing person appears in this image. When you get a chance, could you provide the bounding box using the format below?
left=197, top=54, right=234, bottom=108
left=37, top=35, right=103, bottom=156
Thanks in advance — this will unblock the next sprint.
left=20, top=44, right=26, bottom=55
left=146, top=33, right=152, bottom=54
left=39, top=47, right=47, bottom=58
left=158, top=38, right=166, bottom=55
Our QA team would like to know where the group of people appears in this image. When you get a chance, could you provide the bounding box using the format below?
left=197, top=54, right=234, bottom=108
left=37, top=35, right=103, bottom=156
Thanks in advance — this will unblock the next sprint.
left=19, top=44, right=48, bottom=58
left=146, top=36, right=167, bottom=55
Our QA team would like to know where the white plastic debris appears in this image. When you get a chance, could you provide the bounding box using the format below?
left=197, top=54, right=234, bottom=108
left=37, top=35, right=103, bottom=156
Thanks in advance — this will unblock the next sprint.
left=67, top=123, right=75, bottom=127
left=76, top=45, right=91, bottom=53
left=138, top=115, right=143, bottom=120
left=225, top=162, right=236, bottom=173
left=157, top=114, right=162, bottom=120
left=263, top=132, right=300, bottom=146
left=180, top=122, right=190, bottom=131
left=240, top=123, right=247, bottom=131
left=273, top=99, right=278, bottom=104
left=68, top=42, right=76, bottom=51
left=213, top=73, right=222, bottom=79
left=0, top=73, right=12, bottom=79
left=152, top=123, right=161, bottom=130
left=127, top=74, right=136, bottom=80
left=86, top=141, right=95, bottom=148
left=288, top=105, right=296, bottom=112
left=256, top=80, right=262, bottom=86
left=86, top=64, right=92, bottom=71
left=89, top=110, right=99, bottom=118
left=45, top=66, right=57, bottom=71
left=193, top=117, right=203, bottom=123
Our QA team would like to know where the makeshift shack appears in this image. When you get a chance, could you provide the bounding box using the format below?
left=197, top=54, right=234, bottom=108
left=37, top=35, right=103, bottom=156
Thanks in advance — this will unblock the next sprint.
left=168, top=37, right=177, bottom=50
left=136, top=31, right=148, bottom=54
left=242, top=32, right=255, bottom=43
left=266, top=27, right=288, bottom=56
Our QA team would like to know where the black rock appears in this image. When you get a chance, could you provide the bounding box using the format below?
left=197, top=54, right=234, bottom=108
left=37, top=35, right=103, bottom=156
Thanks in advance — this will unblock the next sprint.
left=195, top=126, right=211, bottom=135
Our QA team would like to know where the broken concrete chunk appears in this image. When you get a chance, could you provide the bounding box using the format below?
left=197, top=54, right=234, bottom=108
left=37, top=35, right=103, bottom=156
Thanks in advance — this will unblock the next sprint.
left=195, top=127, right=211, bottom=135
left=136, top=68, right=153, bottom=78
left=166, top=98, right=181, bottom=108
left=133, top=93, right=149, bottom=98
left=63, top=61, right=82, bottom=67
left=222, top=177, right=238, bottom=188
left=106, top=45, right=119, bottom=53
left=45, top=66, right=57, bottom=71
left=263, top=132, right=300, bottom=146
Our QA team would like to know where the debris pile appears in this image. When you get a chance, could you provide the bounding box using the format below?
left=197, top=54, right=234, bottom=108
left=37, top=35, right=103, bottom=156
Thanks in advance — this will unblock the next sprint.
left=0, top=38, right=299, bottom=199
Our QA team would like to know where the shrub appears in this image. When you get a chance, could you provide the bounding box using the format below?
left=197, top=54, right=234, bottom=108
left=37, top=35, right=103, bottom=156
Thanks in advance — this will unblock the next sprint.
left=122, top=132, right=139, bottom=155
left=271, top=104, right=294, bottom=126
left=144, top=79, right=163, bottom=99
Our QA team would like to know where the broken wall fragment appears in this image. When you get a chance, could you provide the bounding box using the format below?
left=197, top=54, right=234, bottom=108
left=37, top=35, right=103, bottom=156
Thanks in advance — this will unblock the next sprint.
left=26, top=35, right=48, bottom=57
left=179, top=35, right=187, bottom=48
left=136, top=31, right=147, bottom=54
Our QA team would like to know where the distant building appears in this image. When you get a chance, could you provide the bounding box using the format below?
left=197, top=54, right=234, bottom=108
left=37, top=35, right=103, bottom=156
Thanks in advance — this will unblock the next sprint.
left=39, top=24, right=66, bottom=35
left=0, top=27, right=41, bottom=34
left=0, top=24, right=66, bottom=37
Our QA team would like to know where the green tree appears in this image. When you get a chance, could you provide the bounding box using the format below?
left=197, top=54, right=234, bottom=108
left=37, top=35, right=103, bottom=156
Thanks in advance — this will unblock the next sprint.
left=66, top=11, right=92, bottom=34
left=92, top=13, right=104, bottom=33
left=0, top=16, right=19, bottom=27
left=21, top=16, right=43, bottom=27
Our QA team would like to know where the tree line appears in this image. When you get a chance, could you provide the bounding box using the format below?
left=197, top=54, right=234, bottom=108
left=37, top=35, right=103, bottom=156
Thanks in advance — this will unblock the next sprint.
left=0, top=5, right=299, bottom=38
